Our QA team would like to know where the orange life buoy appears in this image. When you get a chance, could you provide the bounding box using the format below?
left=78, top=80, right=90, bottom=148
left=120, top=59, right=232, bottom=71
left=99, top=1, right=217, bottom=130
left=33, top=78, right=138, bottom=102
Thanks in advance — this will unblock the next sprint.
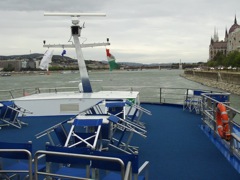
left=216, top=103, right=231, bottom=141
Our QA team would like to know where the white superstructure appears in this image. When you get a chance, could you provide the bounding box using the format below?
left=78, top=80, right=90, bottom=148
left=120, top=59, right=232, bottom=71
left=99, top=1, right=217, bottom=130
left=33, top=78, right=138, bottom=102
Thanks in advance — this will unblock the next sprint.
left=13, top=91, right=139, bottom=116
left=13, top=12, right=140, bottom=116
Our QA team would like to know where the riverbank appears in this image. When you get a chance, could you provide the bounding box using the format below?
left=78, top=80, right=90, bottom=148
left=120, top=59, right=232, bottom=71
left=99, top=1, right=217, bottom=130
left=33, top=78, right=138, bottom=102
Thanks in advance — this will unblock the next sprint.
left=1, top=69, right=124, bottom=77
left=181, top=72, right=240, bottom=95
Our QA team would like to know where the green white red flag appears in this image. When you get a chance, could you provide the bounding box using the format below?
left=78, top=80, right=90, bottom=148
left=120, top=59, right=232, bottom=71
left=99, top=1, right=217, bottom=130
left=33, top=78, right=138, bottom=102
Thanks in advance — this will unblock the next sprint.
left=106, top=49, right=119, bottom=71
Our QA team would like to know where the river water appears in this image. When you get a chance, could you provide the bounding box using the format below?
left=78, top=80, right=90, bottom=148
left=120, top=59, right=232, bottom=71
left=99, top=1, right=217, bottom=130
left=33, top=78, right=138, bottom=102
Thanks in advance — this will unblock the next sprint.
left=0, top=69, right=239, bottom=110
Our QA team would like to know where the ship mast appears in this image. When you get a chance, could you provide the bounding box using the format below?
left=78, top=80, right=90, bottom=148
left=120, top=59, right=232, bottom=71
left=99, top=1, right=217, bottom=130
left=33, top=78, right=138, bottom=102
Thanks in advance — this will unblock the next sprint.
left=43, top=12, right=110, bottom=93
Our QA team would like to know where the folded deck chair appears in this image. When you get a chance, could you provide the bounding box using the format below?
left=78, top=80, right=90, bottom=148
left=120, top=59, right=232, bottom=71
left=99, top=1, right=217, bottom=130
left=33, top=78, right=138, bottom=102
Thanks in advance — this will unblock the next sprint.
left=64, top=118, right=103, bottom=149
left=107, top=115, right=147, bottom=154
left=183, top=89, right=194, bottom=112
left=35, top=118, right=72, bottom=146
left=124, top=100, right=152, bottom=129
left=35, top=115, right=103, bottom=148
left=183, top=90, right=205, bottom=114
left=105, top=100, right=150, bottom=130
left=0, top=141, right=45, bottom=180
left=0, top=101, right=31, bottom=129
left=105, top=100, right=126, bottom=118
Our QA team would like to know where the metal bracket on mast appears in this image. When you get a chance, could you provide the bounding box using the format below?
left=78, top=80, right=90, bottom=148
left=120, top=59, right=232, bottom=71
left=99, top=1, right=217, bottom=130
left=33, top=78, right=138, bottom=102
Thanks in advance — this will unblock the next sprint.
left=43, top=12, right=109, bottom=93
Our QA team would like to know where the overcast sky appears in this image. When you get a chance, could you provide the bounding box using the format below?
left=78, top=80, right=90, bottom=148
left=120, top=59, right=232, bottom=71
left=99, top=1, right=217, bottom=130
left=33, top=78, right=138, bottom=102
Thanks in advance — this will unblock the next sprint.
left=0, top=0, right=239, bottom=64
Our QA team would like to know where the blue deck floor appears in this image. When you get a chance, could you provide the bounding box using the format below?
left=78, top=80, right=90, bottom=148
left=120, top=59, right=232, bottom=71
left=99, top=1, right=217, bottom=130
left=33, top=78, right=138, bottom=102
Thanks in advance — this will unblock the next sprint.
left=0, top=103, right=239, bottom=179
left=138, top=103, right=240, bottom=179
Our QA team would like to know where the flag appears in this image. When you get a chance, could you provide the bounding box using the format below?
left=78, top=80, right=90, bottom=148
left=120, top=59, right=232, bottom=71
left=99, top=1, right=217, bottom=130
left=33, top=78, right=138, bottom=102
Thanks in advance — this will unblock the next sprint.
left=39, top=49, right=54, bottom=71
left=61, top=49, right=66, bottom=56
left=106, top=49, right=119, bottom=71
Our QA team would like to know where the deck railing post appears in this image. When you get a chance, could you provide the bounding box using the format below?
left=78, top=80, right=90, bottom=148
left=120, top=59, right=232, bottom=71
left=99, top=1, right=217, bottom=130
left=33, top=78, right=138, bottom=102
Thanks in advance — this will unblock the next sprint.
left=229, top=121, right=234, bottom=156
left=228, top=110, right=235, bottom=156
left=160, top=88, right=162, bottom=103
left=202, top=96, right=205, bottom=125
left=213, top=102, right=217, bottom=138
left=9, top=90, right=14, bottom=99
left=186, top=88, right=189, bottom=102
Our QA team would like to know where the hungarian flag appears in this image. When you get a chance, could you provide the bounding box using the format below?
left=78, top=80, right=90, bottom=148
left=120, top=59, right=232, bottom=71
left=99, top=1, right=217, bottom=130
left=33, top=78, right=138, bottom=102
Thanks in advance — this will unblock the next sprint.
left=106, top=49, right=119, bottom=71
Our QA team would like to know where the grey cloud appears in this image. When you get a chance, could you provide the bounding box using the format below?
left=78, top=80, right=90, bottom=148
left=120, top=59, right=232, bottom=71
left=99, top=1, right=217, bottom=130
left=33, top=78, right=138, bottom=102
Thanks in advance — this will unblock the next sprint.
left=0, top=0, right=104, bottom=11
left=0, top=0, right=239, bottom=63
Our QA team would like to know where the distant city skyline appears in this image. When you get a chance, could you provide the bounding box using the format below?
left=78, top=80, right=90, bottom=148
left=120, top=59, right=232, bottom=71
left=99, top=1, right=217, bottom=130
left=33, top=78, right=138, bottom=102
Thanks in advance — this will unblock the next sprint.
left=0, top=0, right=239, bottom=64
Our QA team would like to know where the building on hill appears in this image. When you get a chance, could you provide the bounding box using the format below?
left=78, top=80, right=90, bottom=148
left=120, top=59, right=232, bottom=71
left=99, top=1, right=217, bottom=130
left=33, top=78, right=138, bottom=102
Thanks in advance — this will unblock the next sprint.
left=0, top=58, right=39, bottom=71
left=209, top=15, right=240, bottom=61
left=0, top=60, right=22, bottom=71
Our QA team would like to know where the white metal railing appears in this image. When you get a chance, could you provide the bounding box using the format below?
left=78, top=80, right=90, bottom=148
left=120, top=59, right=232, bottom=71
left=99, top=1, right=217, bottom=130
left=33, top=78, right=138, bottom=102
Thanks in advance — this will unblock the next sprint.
left=0, top=87, right=79, bottom=100
left=201, top=93, right=240, bottom=159
left=0, top=86, right=224, bottom=105
left=34, top=150, right=125, bottom=180
left=101, top=86, right=222, bottom=104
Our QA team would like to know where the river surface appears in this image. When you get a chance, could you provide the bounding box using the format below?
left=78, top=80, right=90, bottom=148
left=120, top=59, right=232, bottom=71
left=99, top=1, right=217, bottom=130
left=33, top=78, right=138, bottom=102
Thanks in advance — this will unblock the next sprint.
left=0, top=69, right=239, bottom=110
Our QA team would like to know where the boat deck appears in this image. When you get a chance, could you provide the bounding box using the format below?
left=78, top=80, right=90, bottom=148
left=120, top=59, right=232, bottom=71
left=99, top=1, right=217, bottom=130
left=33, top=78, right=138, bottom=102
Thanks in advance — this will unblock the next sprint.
left=136, top=103, right=240, bottom=179
left=0, top=103, right=239, bottom=179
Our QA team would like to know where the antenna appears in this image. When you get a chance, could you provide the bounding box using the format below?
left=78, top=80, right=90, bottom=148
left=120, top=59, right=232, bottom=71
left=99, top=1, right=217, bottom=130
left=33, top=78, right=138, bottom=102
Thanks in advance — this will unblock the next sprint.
left=43, top=12, right=109, bottom=93
left=44, top=12, right=106, bottom=26
left=44, top=12, right=106, bottom=17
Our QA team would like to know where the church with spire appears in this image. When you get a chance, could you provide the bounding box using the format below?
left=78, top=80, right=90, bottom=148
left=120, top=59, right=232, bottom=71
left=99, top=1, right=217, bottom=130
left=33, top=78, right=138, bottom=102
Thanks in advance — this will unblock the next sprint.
left=209, top=15, right=240, bottom=61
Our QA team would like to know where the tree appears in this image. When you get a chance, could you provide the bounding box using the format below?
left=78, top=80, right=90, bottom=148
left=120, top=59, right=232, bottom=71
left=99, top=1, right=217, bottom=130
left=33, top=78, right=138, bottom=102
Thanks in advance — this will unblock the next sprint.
left=225, top=51, right=240, bottom=67
left=212, top=52, right=225, bottom=66
left=207, top=60, right=217, bottom=67
left=207, top=51, right=240, bottom=68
